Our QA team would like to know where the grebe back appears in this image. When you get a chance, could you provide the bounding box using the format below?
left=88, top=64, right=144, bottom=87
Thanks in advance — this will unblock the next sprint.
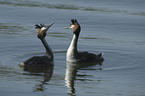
left=66, top=19, right=104, bottom=63
left=20, top=22, right=54, bottom=67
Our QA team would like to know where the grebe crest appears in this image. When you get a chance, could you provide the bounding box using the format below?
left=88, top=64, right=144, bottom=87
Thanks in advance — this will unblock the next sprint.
left=20, top=22, right=54, bottom=68
left=66, top=19, right=104, bottom=63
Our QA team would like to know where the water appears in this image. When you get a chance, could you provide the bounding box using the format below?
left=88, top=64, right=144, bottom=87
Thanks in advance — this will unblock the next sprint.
left=0, top=0, right=145, bottom=96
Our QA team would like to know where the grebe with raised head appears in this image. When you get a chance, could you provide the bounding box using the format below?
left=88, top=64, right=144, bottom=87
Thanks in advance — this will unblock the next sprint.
left=66, top=19, right=104, bottom=63
left=20, top=22, right=54, bottom=67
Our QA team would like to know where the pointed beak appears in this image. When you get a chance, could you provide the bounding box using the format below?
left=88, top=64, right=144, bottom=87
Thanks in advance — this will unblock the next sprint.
left=40, top=22, right=54, bottom=34
left=43, top=22, right=54, bottom=32
left=47, top=22, right=55, bottom=28
left=64, top=26, right=70, bottom=29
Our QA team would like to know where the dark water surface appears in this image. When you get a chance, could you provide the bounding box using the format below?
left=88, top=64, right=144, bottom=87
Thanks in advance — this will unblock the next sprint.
left=0, top=0, right=145, bottom=96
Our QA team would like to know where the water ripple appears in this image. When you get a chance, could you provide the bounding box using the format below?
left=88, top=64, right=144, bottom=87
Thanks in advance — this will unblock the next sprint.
left=0, top=0, right=145, bottom=16
left=0, top=23, right=32, bottom=35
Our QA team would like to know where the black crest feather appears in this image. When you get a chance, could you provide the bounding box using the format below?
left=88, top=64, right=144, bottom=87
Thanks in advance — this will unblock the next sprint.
left=35, top=23, right=45, bottom=29
left=71, top=19, right=75, bottom=24
left=71, top=19, right=78, bottom=24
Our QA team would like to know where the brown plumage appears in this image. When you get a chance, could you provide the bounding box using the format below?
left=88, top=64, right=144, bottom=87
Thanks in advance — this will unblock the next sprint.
left=66, top=19, right=104, bottom=63
left=20, top=22, right=54, bottom=68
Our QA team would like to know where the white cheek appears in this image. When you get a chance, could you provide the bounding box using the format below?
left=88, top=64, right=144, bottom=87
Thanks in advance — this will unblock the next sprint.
left=41, top=27, right=46, bottom=30
left=70, top=25, right=74, bottom=29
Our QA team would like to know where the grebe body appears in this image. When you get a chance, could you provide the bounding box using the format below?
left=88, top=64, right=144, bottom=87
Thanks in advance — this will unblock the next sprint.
left=20, top=22, right=54, bottom=67
left=66, top=19, right=104, bottom=63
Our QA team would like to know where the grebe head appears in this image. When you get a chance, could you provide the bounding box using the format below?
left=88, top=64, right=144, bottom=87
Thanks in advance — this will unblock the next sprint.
left=35, top=22, right=54, bottom=39
left=65, top=19, right=81, bottom=35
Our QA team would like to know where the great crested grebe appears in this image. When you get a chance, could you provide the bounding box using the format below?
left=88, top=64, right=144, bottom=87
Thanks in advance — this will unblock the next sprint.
left=66, top=19, right=104, bottom=63
left=20, top=22, right=54, bottom=67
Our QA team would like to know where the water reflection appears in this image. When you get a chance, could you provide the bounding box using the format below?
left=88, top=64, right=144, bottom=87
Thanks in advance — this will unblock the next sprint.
left=20, top=65, right=54, bottom=92
left=65, top=61, right=102, bottom=96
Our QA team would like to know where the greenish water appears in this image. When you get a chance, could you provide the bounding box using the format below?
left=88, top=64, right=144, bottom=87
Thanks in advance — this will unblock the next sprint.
left=0, top=0, right=145, bottom=96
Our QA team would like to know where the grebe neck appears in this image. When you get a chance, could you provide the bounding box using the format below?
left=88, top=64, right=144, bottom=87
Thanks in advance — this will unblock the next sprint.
left=41, top=38, right=53, bottom=60
left=67, top=34, right=79, bottom=57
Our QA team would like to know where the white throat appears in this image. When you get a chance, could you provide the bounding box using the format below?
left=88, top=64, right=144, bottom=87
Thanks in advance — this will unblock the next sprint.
left=66, top=34, right=78, bottom=62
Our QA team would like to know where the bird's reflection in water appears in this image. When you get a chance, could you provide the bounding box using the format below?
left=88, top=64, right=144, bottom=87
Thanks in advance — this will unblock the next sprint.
left=65, top=62, right=102, bottom=96
left=20, top=64, right=54, bottom=92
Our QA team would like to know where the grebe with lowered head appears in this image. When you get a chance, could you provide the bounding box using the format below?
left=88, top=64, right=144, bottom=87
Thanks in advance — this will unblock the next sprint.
left=20, top=22, right=54, bottom=67
left=65, top=19, right=104, bottom=63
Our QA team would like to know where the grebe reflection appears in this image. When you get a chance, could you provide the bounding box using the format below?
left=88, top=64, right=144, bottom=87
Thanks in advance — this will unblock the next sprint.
left=65, top=62, right=102, bottom=96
